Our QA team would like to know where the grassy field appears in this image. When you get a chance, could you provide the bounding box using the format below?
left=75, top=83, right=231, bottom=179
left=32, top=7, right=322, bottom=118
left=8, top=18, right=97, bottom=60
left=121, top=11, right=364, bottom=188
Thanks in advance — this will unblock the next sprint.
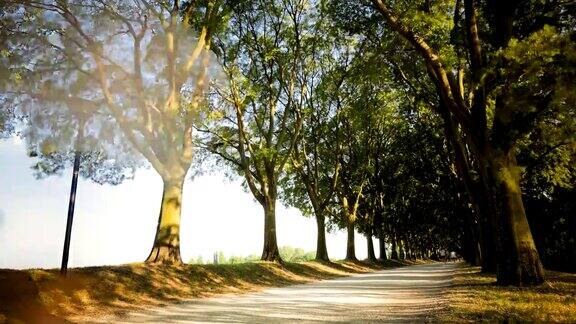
left=438, top=264, right=576, bottom=322
left=0, top=259, right=410, bottom=323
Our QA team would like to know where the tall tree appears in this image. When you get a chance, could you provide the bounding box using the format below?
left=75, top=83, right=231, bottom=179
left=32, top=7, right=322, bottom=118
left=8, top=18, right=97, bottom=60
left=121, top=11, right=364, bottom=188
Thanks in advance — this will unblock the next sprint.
left=281, top=14, right=353, bottom=261
left=333, top=100, right=372, bottom=261
left=1, top=0, right=226, bottom=264
left=199, top=0, right=309, bottom=261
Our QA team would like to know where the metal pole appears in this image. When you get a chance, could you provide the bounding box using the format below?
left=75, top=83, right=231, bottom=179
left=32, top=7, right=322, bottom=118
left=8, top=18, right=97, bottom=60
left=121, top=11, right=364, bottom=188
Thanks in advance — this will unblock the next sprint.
left=60, top=121, right=84, bottom=276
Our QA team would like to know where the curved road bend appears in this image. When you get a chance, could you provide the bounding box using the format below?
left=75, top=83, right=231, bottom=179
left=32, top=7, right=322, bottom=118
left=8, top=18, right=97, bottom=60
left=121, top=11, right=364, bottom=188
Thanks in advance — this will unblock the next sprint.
left=96, top=262, right=459, bottom=323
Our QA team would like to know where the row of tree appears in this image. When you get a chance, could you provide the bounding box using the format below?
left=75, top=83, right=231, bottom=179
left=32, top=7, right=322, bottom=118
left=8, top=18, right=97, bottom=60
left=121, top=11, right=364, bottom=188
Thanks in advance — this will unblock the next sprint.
left=1, top=0, right=573, bottom=285
left=190, top=246, right=316, bottom=265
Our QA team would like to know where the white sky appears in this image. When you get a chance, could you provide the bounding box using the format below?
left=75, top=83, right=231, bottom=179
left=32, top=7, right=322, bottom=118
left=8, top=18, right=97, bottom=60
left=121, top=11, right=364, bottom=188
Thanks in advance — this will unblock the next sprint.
left=0, top=137, right=372, bottom=269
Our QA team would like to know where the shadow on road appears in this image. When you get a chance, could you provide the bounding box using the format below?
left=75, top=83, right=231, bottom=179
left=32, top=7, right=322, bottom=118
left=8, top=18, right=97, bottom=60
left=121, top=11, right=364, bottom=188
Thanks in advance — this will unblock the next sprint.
left=100, top=262, right=462, bottom=323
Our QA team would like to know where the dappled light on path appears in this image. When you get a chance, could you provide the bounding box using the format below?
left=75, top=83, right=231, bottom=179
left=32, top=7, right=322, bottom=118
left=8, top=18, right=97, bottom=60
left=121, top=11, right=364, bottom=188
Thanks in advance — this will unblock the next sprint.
left=105, top=262, right=459, bottom=323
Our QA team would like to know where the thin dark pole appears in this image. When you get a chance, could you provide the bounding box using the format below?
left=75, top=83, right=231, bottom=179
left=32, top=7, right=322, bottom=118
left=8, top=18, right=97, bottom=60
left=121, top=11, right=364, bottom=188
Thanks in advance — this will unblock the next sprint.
left=60, top=122, right=84, bottom=276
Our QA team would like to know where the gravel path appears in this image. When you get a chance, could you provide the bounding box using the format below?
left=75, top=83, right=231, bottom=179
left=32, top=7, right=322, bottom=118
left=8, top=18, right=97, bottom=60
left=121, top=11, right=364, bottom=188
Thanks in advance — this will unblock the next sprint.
left=102, top=262, right=458, bottom=323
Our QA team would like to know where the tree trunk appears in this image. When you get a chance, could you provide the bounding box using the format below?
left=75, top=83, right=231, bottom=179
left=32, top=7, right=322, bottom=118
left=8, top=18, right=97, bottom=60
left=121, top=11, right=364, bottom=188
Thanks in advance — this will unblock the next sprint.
left=261, top=199, right=282, bottom=262
left=345, top=221, right=357, bottom=261
left=391, top=236, right=399, bottom=260
left=406, top=242, right=414, bottom=260
left=366, top=229, right=377, bottom=262
left=146, top=177, right=184, bottom=264
left=479, top=214, right=497, bottom=271
left=468, top=221, right=482, bottom=266
left=315, top=212, right=330, bottom=261
left=476, top=171, right=498, bottom=272
left=438, top=95, right=492, bottom=270
left=461, top=206, right=482, bottom=266
left=489, top=149, right=545, bottom=285
left=378, top=231, right=387, bottom=261
left=398, top=239, right=406, bottom=259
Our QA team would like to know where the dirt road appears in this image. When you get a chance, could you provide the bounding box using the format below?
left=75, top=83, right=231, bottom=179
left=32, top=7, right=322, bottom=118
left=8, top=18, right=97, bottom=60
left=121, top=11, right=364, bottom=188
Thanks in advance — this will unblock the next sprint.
left=104, top=262, right=458, bottom=323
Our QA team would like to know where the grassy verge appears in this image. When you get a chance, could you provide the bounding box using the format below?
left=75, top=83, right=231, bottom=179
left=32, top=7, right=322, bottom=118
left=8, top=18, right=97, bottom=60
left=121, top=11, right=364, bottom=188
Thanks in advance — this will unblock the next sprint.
left=438, top=264, right=576, bottom=322
left=0, top=259, right=412, bottom=323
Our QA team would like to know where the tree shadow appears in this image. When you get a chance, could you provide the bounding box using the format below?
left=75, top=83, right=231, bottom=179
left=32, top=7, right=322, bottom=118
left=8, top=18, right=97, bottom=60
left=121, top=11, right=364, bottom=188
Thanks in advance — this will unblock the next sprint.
left=0, top=259, right=411, bottom=322
left=107, top=262, right=456, bottom=323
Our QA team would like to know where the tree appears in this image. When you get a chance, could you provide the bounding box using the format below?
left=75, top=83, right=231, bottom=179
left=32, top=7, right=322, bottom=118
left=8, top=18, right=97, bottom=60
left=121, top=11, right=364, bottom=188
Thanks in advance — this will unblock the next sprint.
left=333, top=103, right=371, bottom=261
left=329, top=46, right=402, bottom=262
left=278, top=246, right=315, bottom=262
left=199, top=0, right=311, bottom=261
left=1, top=0, right=227, bottom=264
left=330, top=0, right=575, bottom=285
left=280, top=10, right=351, bottom=261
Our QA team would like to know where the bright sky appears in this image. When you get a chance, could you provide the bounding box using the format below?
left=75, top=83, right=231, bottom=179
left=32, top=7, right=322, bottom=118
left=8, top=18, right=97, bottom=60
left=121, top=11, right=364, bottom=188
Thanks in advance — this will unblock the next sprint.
left=0, top=137, right=372, bottom=269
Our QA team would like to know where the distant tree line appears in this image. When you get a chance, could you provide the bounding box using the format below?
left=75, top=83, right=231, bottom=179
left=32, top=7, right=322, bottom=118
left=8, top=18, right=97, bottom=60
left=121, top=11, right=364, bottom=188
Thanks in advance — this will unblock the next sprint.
left=190, top=247, right=315, bottom=264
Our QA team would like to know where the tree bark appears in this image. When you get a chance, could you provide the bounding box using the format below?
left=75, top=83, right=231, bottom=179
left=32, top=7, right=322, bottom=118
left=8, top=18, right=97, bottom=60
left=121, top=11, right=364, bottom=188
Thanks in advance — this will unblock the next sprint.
left=398, top=239, right=406, bottom=259
left=391, top=235, right=399, bottom=260
left=261, top=198, right=282, bottom=262
left=479, top=209, right=497, bottom=271
left=378, top=230, right=387, bottom=261
left=366, top=229, right=377, bottom=262
left=146, top=177, right=184, bottom=264
left=461, top=204, right=482, bottom=266
left=345, top=221, right=357, bottom=261
left=467, top=220, right=482, bottom=266
left=315, top=213, right=330, bottom=261
left=489, top=148, right=545, bottom=285
left=471, top=154, right=499, bottom=272
left=406, top=241, right=414, bottom=260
